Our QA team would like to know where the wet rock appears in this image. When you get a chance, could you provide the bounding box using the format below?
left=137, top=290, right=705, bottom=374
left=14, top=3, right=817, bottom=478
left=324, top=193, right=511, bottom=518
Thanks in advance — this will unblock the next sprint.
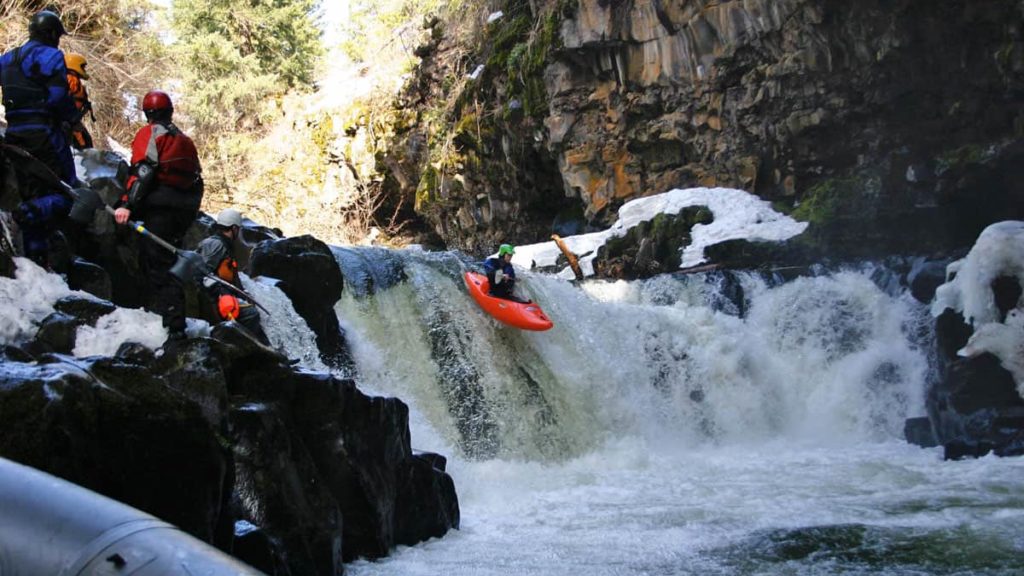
left=29, top=295, right=118, bottom=355
left=31, top=312, right=83, bottom=354
left=991, top=275, right=1022, bottom=322
left=54, top=294, right=117, bottom=324
left=331, top=246, right=408, bottom=297
left=0, top=245, right=12, bottom=278
left=394, top=452, right=460, bottom=547
left=232, top=520, right=289, bottom=576
left=1, top=344, right=35, bottom=363
left=906, top=257, right=951, bottom=304
left=231, top=401, right=344, bottom=575
left=152, top=338, right=231, bottom=429
left=250, top=235, right=353, bottom=369
left=413, top=450, right=448, bottom=472
left=913, top=307, right=1024, bottom=459
left=67, top=257, right=112, bottom=300
left=0, top=355, right=232, bottom=545
left=0, top=330, right=461, bottom=573
left=903, top=416, right=938, bottom=448
left=115, top=341, right=156, bottom=365
left=210, top=320, right=288, bottom=365
left=704, top=270, right=747, bottom=318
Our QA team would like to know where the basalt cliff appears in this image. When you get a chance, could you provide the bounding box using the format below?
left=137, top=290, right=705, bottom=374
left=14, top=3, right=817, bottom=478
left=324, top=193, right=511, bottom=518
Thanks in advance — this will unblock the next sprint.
left=383, top=0, right=1024, bottom=259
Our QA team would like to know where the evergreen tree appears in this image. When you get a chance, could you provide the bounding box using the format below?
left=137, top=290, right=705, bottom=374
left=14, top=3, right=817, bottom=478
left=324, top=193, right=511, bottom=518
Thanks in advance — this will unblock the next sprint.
left=171, top=0, right=323, bottom=136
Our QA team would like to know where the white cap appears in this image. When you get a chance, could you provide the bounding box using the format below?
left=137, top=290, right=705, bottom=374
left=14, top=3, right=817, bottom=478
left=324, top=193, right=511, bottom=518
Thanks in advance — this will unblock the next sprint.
left=215, top=208, right=243, bottom=228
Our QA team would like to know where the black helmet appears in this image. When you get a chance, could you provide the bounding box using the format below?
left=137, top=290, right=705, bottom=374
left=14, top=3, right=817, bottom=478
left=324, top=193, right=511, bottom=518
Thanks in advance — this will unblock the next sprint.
left=28, top=10, right=66, bottom=43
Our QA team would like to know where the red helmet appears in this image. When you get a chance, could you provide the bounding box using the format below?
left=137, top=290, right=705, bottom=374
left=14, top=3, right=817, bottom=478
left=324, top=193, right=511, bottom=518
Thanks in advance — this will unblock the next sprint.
left=142, top=90, right=173, bottom=113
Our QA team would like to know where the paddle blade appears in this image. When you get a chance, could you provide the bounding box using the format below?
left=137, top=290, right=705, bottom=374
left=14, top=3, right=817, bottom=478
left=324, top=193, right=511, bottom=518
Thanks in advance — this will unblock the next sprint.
left=67, top=187, right=103, bottom=223
left=169, top=250, right=206, bottom=285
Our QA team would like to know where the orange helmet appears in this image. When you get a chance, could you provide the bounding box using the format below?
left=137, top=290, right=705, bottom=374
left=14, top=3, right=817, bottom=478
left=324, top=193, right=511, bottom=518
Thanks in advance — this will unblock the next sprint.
left=65, top=52, right=88, bottom=79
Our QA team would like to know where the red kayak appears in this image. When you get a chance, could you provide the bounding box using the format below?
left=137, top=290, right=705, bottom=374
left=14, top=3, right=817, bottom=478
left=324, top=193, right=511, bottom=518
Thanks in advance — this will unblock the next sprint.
left=463, top=271, right=554, bottom=331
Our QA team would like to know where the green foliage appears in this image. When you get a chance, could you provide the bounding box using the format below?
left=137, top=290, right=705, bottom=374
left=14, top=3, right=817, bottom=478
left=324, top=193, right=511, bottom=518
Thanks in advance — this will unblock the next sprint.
left=171, top=0, right=322, bottom=139
left=935, top=143, right=986, bottom=175
left=172, top=0, right=322, bottom=88
left=485, top=7, right=561, bottom=120
left=416, top=164, right=439, bottom=210
left=338, top=0, right=459, bottom=63
left=791, top=177, right=872, bottom=225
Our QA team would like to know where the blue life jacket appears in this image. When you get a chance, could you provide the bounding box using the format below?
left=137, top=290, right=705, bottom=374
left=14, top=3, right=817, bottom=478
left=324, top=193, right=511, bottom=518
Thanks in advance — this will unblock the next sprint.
left=483, top=256, right=515, bottom=279
left=0, top=40, right=76, bottom=129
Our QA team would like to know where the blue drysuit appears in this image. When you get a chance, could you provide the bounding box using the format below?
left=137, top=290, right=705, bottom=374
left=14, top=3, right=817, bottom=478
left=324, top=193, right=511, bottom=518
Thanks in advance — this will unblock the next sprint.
left=483, top=256, right=517, bottom=299
left=1, top=39, right=80, bottom=262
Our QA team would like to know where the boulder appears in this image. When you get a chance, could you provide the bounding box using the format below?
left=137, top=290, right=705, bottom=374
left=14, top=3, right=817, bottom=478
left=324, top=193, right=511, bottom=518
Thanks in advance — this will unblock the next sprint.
left=54, top=294, right=117, bottom=324
left=30, top=312, right=82, bottom=354
left=250, top=235, right=353, bottom=368
left=1, top=320, right=461, bottom=573
left=67, top=257, right=113, bottom=300
left=27, top=295, right=119, bottom=355
left=231, top=400, right=345, bottom=575
left=227, top=361, right=460, bottom=562
left=907, top=309, right=1024, bottom=459
left=0, top=354, right=233, bottom=545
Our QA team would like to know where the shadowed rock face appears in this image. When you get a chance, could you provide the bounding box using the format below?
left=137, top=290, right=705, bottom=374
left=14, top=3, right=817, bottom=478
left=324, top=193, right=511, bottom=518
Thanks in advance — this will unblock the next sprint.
left=0, top=324, right=459, bottom=575
left=908, top=309, right=1024, bottom=459
left=388, top=0, right=1024, bottom=258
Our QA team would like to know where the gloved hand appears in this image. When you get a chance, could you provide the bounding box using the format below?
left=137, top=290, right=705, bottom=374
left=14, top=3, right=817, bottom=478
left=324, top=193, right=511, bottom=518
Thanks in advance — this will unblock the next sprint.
left=493, top=269, right=504, bottom=285
left=218, top=294, right=240, bottom=320
left=12, top=202, right=40, bottom=225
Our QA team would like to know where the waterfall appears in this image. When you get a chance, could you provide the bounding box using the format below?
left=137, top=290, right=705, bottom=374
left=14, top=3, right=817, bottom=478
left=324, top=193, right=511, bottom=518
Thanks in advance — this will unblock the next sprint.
left=333, top=248, right=931, bottom=460
left=334, top=250, right=1024, bottom=576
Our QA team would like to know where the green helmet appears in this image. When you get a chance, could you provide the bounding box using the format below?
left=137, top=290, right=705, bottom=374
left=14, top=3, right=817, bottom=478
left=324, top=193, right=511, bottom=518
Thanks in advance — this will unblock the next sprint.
left=498, top=244, right=515, bottom=257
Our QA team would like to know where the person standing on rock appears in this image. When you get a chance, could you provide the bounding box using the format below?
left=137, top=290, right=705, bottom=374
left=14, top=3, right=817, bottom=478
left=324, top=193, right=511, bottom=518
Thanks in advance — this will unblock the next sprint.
left=197, top=208, right=269, bottom=345
left=0, top=10, right=81, bottom=266
left=113, top=90, right=203, bottom=343
left=63, top=52, right=94, bottom=150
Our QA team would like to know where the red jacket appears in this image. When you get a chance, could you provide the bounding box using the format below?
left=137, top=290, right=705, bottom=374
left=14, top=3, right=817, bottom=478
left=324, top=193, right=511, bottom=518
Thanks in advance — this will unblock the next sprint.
left=122, top=121, right=203, bottom=209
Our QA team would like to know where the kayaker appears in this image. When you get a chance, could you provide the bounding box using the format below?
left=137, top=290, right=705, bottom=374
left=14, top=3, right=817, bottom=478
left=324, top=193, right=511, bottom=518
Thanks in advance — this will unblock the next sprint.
left=483, top=243, right=527, bottom=302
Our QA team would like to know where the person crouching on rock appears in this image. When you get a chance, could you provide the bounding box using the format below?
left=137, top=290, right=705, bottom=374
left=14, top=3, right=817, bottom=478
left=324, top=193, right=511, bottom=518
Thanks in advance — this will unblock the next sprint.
left=483, top=243, right=529, bottom=303
left=197, top=208, right=269, bottom=345
left=113, top=90, right=203, bottom=343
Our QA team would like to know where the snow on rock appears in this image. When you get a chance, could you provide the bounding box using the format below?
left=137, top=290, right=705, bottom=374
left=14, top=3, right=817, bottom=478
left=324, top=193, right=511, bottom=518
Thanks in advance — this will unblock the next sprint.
left=0, top=258, right=73, bottom=345
left=933, top=221, right=1024, bottom=325
left=514, top=187, right=807, bottom=278
left=958, top=310, right=1024, bottom=397
left=933, top=221, right=1024, bottom=398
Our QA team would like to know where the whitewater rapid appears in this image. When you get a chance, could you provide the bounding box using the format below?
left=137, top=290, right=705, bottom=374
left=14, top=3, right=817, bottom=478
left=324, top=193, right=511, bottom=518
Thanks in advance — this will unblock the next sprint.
left=317, top=250, right=1024, bottom=575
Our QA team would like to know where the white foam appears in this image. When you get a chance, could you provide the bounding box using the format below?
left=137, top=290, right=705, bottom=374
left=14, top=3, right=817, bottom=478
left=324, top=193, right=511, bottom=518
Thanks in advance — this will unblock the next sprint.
left=73, top=307, right=167, bottom=357
left=0, top=258, right=73, bottom=346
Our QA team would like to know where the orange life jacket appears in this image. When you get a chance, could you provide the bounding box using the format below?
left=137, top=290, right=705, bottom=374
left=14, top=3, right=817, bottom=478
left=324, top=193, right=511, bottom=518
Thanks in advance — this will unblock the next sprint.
left=217, top=256, right=238, bottom=284
left=66, top=73, right=89, bottom=111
